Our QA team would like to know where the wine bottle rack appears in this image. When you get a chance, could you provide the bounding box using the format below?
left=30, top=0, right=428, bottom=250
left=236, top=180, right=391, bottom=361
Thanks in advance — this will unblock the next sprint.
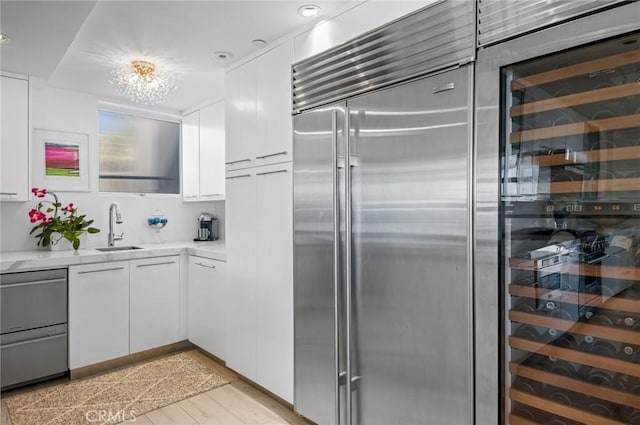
left=509, top=285, right=640, bottom=314
left=504, top=34, right=640, bottom=425
left=510, top=114, right=640, bottom=144
left=509, top=363, right=640, bottom=409
left=510, top=310, right=640, bottom=345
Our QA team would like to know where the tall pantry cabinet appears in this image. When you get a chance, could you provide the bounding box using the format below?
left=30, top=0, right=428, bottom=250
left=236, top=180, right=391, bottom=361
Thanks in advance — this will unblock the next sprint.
left=224, top=39, right=294, bottom=403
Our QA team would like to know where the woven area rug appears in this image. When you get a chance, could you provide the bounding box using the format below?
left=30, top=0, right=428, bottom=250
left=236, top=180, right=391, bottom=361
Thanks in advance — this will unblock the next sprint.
left=4, top=351, right=229, bottom=425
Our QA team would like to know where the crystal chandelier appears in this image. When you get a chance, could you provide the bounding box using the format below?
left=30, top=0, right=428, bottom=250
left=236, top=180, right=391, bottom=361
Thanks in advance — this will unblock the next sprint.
left=109, top=60, right=176, bottom=105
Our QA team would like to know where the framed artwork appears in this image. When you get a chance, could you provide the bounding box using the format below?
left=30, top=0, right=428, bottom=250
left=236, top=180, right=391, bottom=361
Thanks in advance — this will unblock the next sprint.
left=33, top=129, right=90, bottom=192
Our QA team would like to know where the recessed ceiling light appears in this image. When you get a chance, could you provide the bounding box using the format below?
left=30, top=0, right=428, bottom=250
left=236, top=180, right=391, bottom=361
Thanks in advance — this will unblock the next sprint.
left=0, top=33, right=10, bottom=44
left=252, top=39, right=267, bottom=47
left=213, top=51, right=232, bottom=60
left=298, top=4, right=321, bottom=17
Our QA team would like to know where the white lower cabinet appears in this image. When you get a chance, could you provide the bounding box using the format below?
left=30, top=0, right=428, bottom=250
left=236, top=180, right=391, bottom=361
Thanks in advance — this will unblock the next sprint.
left=225, top=162, right=293, bottom=402
left=130, top=256, right=180, bottom=353
left=69, top=262, right=130, bottom=369
left=188, top=256, right=226, bottom=359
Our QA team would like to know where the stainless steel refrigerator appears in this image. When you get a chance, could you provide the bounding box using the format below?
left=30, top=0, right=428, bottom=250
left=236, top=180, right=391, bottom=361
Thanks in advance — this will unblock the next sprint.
left=293, top=64, right=474, bottom=424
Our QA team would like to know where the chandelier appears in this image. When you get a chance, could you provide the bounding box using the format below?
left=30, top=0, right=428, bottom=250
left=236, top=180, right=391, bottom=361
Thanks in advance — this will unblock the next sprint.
left=109, top=60, right=176, bottom=105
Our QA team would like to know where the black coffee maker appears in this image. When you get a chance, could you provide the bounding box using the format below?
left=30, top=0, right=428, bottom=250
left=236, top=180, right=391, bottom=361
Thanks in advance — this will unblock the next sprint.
left=195, top=212, right=218, bottom=241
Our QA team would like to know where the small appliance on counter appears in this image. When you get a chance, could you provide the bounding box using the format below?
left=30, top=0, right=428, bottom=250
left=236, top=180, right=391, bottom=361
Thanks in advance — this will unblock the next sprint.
left=195, top=212, right=218, bottom=241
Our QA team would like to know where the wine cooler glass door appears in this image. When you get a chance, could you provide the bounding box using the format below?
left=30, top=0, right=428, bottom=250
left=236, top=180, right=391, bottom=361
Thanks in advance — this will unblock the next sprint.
left=502, top=32, right=640, bottom=425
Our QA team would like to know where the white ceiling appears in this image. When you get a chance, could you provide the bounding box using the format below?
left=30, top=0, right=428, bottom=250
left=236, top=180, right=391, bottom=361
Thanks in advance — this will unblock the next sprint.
left=0, top=1, right=357, bottom=113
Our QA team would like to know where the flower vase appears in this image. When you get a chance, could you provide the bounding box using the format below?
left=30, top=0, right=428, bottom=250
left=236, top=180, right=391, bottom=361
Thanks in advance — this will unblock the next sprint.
left=49, top=238, right=74, bottom=251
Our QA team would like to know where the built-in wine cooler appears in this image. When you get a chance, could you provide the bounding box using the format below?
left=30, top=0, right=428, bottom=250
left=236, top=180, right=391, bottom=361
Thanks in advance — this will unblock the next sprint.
left=501, top=31, right=640, bottom=425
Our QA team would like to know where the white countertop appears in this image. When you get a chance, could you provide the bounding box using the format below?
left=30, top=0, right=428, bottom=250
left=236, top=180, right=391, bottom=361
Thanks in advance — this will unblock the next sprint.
left=0, top=240, right=226, bottom=273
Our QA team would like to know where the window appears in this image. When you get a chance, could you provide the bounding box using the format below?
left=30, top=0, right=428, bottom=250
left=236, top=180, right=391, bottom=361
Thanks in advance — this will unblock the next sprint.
left=98, top=109, right=180, bottom=194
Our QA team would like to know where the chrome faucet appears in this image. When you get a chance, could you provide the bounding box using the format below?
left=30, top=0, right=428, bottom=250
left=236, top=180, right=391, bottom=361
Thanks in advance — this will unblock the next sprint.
left=108, top=202, right=124, bottom=246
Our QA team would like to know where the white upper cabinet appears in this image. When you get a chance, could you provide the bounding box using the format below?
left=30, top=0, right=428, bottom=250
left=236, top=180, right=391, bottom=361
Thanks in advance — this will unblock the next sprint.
left=182, top=110, right=200, bottom=200
left=0, top=75, right=29, bottom=202
left=225, top=40, right=293, bottom=172
left=199, top=101, right=225, bottom=200
left=182, top=100, right=225, bottom=202
left=255, top=40, right=293, bottom=166
left=225, top=61, right=257, bottom=171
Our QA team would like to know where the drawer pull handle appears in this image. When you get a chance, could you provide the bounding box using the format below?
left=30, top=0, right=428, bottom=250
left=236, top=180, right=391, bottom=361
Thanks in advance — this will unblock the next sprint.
left=77, top=267, right=125, bottom=275
left=226, top=174, right=251, bottom=180
left=0, top=278, right=66, bottom=288
left=201, top=193, right=222, bottom=197
left=256, top=151, right=287, bottom=159
left=195, top=262, right=216, bottom=269
left=136, top=261, right=176, bottom=268
left=225, top=158, right=251, bottom=165
left=1, top=333, right=66, bottom=349
left=256, top=169, right=287, bottom=176
left=0, top=192, right=18, bottom=196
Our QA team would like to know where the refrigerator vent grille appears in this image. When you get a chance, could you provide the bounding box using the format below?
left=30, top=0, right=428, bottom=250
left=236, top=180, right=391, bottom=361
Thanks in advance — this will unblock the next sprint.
left=291, top=0, right=475, bottom=113
left=477, top=0, right=628, bottom=47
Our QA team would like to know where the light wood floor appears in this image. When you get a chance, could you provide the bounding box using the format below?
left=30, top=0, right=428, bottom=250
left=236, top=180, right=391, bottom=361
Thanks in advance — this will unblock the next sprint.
left=0, top=350, right=311, bottom=425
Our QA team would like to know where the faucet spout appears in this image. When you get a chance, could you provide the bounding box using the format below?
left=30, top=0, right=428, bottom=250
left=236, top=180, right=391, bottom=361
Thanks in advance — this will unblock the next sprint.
left=108, top=203, right=124, bottom=246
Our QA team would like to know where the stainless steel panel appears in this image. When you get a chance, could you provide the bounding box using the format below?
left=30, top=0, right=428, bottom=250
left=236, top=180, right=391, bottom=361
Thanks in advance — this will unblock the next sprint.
left=293, top=103, right=346, bottom=425
left=1, top=269, right=67, bottom=334
left=474, top=4, right=640, bottom=424
left=477, top=0, right=627, bottom=47
left=1, top=324, right=68, bottom=390
left=292, top=0, right=475, bottom=113
left=347, top=66, right=473, bottom=425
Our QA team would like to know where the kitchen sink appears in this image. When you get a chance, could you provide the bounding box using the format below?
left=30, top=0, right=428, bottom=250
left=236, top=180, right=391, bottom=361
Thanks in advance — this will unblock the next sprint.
left=95, top=245, right=144, bottom=252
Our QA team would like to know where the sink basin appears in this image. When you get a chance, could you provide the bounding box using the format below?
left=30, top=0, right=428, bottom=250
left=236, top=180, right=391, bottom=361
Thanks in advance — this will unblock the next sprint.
left=95, top=245, right=144, bottom=252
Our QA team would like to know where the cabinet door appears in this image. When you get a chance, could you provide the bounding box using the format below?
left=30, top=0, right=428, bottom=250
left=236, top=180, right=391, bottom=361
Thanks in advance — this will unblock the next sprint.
left=224, top=169, right=258, bottom=379
left=256, top=41, right=294, bottom=166
left=225, top=62, right=257, bottom=171
left=199, top=101, right=225, bottom=200
left=255, top=162, right=294, bottom=402
left=0, top=75, right=29, bottom=201
left=188, top=256, right=227, bottom=359
left=69, top=262, right=130, bottom=369
left=182, top=111, right=200, bottom=201
left=130, top=256, right=180, bottom=353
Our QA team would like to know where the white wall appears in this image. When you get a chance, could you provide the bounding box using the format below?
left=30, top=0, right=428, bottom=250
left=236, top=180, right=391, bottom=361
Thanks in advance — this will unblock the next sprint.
left=294, top=1, right=435, bottom=62
left=0, top=80, right=224, bottom=252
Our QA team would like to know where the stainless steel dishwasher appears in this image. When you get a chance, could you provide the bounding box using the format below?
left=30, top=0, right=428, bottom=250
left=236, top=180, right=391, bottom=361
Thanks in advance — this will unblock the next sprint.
left=1, top=269, right=68, bottom=390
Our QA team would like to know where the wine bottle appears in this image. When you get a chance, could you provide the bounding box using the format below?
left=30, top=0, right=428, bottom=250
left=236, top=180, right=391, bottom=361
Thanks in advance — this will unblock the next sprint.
left=513, top=324, right=549, bottom=343
left=586, top=398, right=616, bottom=418
left=512, top=377, right=544, bottom=395
left=548, top=386, right=587, bottom=409
left=512, top=405, right=548, bottom=423
left=626, top=376, right=640, bottom=395
left=578, top=335, right=618, bottom=358
left=623, top=408, right=640, bottom=425
left=548, top=331, right=578, bottom=350
left=512, top=297, right=538, bottom=314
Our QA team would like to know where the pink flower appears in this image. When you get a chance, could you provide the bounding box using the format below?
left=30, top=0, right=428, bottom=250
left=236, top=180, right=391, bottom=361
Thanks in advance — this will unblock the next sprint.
left=31, top=187, right=38, bottom=195
left=28, top=209, right=39, bottom=223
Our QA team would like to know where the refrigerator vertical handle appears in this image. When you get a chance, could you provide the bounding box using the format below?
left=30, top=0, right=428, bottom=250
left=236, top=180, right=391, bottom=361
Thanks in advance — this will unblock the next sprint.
left=344, top=106, right=353, bottom=425
left=332, top=109, right=342, bottom=425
